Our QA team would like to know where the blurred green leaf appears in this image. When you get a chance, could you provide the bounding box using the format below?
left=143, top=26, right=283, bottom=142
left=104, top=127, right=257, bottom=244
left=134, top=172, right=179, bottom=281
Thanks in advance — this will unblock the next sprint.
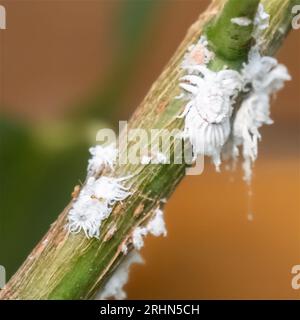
left=0, top=118, right=89, bottom=277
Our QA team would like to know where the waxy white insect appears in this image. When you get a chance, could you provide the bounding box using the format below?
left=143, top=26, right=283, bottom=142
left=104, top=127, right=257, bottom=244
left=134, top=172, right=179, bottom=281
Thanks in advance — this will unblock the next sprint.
left=87, top=144, right=117, bottom=175
left=68, top=175, right=132, bottom=238
left=96, top=251, right=144, bottom=300
left=229, top=47, right=291, bottom=182
left=179, top=65, right=242, bottom=169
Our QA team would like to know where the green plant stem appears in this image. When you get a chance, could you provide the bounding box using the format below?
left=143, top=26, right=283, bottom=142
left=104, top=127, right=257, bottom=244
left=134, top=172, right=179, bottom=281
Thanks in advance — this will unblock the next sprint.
left=207, top=0, right=259, bottom=66
left=0, top=0, right=294, bottom=300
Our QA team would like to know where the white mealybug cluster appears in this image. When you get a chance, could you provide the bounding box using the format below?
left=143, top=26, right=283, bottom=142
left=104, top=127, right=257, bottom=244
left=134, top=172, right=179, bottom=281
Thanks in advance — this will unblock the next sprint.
left=146, top=208, right=167, bottom=237
left=182, top=36, right=215, bottom=68
left=91, top=176, right=132, bottom=205
left=132, top=207, right=167, bottom=250
left=132, top=227, right=148, bottom=250
left=153, top=152, right=168, bottom=164
left=226, top=4, right=289, bottom=182
left=141, top=152, right=168, bottom=165
left=96, top=251, right=144, bottom=300
left=179, top=66, right=242, bottom=170
left=87, top=144, right=117, bottom=175
left=121, top=243, right=128, bottom=255
left=231, top=17, right=252, bottom=26
left=95, top=207, right=167, bottom=300
left=73, top=3, right=288, bottom=302
left=253, top=3, right=270, bottom=41
left=68, top=175, right=131, bottom=238
left=141, top=155, right=152, bottom=165
left=229, top=47, right=291, bottom=182
left=179, top=4, right=290, bottom=179
left=230, top=3, right=269, bottom=30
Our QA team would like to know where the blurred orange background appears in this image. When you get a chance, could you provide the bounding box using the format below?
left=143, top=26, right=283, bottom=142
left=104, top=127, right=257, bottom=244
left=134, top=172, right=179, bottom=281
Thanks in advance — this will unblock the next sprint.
left=0, top=0, right=299, bottom=299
